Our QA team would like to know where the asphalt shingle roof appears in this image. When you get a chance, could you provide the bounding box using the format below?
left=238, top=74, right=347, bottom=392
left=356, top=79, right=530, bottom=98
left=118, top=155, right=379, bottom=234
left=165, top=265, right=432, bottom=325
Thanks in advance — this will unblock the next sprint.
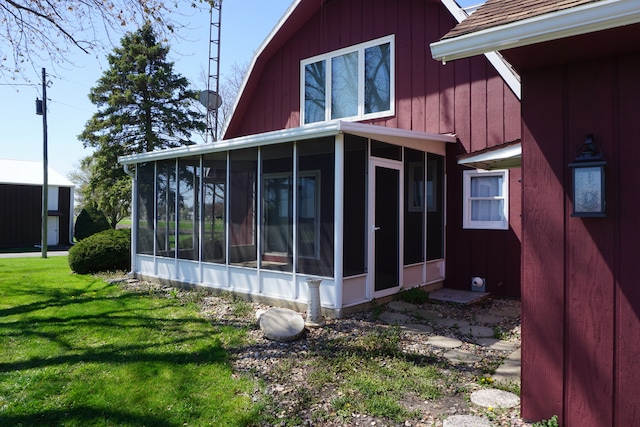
left=443, top=0, right=602, bottom=39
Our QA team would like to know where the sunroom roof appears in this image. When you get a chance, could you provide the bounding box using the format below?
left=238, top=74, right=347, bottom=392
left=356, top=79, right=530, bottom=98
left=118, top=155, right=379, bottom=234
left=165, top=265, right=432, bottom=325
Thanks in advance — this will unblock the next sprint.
left=119, top=121, right=457, bottom=165
left=457, top=140, right=521, bottom=170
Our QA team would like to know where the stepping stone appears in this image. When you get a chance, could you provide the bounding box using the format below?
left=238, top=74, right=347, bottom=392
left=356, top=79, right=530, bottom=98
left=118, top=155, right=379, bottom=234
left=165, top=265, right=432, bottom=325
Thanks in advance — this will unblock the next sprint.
left=492, top=348, right=521, bottom=384
left=435, top=318, right=471, bottom=328
left=401, top=323, right=434, bottom=334
left=444, top=414, right=493, bottom=427
left=476, top=338, right=519, bottom=352
left=475, top=314, right=502, bottom=324
left=259, top=308, right=306, bottom=342
left=429, top=288, right=490, bottom=305
left=428, top=335, right=463, bottom=349
left=387, top=300, right=418, bottom=313
left=470, top=388, right=520, bottom=408
left=413, top=308, right=440, bottom=320
left=460, top=325, right=494, bottom=338
left=379, top=311, right=411, bottom=325
left=444, top=349, right=482, bottom=364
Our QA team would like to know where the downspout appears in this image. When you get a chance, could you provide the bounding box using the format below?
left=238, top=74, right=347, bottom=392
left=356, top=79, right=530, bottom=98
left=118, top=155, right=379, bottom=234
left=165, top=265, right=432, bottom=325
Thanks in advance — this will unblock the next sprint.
left=123, top=163, right=137, bottom=276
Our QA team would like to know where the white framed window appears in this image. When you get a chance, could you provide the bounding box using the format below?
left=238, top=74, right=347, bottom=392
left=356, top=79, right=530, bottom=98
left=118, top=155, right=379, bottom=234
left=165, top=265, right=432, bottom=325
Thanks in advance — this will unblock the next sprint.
left=301, top=35, right=395, bottom=125
left=463, top=169, right=509, bottom=230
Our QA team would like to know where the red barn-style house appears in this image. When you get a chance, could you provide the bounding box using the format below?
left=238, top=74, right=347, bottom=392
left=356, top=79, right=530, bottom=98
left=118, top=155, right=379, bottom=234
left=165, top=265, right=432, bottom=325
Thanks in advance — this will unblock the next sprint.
left=119, top=0, right=522, bottom=316
left=432, top=0, right=640, bottom=425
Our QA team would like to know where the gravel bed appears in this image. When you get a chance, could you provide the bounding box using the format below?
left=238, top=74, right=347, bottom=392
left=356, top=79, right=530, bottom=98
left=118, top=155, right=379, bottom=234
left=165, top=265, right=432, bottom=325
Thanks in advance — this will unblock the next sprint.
left=118, top=279, right=532, bottom=427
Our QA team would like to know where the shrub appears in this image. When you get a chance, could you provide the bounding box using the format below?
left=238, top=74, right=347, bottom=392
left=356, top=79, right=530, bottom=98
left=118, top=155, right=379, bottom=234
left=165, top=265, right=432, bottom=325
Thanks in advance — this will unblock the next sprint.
left=74, top=206, right=111, bottom=241
left=68, top=228, right=131, bottom=274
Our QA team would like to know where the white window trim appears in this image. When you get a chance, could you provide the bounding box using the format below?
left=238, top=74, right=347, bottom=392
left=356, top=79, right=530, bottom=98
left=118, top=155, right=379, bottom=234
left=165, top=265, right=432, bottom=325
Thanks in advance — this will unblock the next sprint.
left=300, top=35, right=395, bottom=126
left=463, top=169, right=509, bottom=230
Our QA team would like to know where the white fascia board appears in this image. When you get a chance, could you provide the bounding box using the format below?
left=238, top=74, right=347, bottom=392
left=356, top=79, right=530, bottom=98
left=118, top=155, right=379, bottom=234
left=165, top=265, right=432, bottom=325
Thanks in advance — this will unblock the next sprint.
left=458, top=142, right=521, bottom=169
left=459, top=143, right=521, bottom=164
left=119, top=121, right=457, bottom=165
left=336, top=121, right=457, bottom=144
left=431, top=0, right=640, bottom=63
left=119, top=121, right=337, bottom=165
left=439, top=0, right=521, bottom=99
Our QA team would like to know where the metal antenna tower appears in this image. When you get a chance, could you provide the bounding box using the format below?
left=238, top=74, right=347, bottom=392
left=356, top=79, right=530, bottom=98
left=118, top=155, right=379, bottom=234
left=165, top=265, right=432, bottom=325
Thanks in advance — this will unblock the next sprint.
left=206, top=0, right=223, bottom=142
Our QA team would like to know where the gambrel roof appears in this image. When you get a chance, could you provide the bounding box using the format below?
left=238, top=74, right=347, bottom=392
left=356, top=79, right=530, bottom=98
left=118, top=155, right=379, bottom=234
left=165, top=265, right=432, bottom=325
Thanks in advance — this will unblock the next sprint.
left=224, top=0, right=522, bottom=138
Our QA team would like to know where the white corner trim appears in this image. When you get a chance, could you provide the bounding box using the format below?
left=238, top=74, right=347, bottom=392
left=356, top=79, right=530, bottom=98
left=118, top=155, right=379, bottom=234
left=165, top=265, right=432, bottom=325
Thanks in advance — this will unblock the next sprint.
left=431, top=0, right=640, bottom=63
left=439, top=0, right=521, bottom=99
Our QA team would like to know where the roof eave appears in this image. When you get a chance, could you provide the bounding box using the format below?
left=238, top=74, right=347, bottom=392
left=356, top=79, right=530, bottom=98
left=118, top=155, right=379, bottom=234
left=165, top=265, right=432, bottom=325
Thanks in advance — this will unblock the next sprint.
left=430, top=0, right=640, bottom=62
left=458, top=142, right=521, bottom=170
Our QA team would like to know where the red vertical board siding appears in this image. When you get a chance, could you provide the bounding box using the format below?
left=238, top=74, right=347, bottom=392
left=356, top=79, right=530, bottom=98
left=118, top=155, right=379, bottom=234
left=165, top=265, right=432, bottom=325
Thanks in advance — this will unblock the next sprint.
left=453, top=59, right=471, bottom=144
left=0, top=185, right=42, bottom=248
left=424, top=2, right=441, bottom=133
left=615, top=52, right=640, bottom=427
left=486, top=73, right=505, bottom=147
left=564, top=59, right=615, bottom=427
left=520, top=67, right=565, bottom=422
left=470, top=56, right=488, bottom=152
left=396, top=0, right=412, bottom=131
left=278, top=49, right=292, bottom=130
left=438, top=7, right=455, bottom=134
left=504, top=87, right=521, bottom=143
left=505, top=167, right=521, bottom=297
left=410, top=0, right=426, bottom=132
left=360, top=0, right=374, bottom=42
left=349, top=0, right=362, bottom=45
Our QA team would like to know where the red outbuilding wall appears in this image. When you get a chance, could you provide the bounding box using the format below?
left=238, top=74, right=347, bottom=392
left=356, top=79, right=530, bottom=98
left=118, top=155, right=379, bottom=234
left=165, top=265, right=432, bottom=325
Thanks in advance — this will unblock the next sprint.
left=0, top=184, right=72, bottom=249
left=225, top=0, right=522, bottom=297
left=519, top=50, right=640, bottom=426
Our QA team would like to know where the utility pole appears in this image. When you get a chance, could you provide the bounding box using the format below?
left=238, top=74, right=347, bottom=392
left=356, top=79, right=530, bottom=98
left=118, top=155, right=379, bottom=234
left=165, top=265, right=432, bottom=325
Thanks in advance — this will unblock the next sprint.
left=36, top=68, right=48, bottom=258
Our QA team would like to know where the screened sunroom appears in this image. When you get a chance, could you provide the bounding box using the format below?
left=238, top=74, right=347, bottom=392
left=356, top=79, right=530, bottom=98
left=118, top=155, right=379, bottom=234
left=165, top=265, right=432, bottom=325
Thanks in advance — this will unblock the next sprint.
left=119, top=121, right=454, bottom=316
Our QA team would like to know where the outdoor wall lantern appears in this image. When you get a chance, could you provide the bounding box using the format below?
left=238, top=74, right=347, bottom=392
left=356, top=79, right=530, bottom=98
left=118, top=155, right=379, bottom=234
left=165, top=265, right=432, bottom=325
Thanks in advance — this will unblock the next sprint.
left=569, top=134, right=606, bottom=217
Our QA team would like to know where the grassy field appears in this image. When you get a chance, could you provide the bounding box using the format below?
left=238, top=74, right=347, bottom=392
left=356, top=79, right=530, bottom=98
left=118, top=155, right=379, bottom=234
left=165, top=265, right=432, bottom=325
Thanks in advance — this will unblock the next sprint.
left=0, top=257, right=259, bottom=427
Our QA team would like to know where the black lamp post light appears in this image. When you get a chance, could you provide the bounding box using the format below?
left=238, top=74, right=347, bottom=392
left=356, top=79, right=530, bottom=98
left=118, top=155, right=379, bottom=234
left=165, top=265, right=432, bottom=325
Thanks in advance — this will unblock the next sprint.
left=569, top=134, right=606, bottom=217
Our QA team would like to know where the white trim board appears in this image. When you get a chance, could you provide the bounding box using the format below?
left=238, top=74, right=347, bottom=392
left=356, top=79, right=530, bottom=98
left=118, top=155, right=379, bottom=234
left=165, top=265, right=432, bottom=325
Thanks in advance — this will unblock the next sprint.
left=431, top=0, right=640, bottom=64
left=119, top=121, right=456, bottom=165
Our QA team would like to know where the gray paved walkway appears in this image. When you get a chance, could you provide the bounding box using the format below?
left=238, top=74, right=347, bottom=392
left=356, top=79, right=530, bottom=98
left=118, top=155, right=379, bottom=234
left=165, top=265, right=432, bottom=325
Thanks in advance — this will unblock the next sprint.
left=0, top=250, right=68, bottom=258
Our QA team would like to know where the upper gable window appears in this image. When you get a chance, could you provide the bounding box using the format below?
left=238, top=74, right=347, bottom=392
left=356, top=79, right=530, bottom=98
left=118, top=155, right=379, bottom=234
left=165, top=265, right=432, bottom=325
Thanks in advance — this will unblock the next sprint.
left=301, top=35, right=394, bottom=125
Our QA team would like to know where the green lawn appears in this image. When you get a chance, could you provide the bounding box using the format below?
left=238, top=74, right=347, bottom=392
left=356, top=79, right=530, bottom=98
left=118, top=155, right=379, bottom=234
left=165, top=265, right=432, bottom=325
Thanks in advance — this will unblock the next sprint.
left=0, top=257, right=259, bottom=427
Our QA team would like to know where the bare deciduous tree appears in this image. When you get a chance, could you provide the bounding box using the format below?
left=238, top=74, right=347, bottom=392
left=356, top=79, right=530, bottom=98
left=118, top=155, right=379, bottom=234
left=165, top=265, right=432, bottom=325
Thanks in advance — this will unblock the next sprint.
left=195, top=60, right=248, bottom=142
left=0, top=0, right=211, bottom=81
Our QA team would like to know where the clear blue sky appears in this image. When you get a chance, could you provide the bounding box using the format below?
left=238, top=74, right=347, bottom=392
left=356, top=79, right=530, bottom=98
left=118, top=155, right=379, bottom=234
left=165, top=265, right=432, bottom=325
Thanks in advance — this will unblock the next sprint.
left=0, top=0, right=479, bottom=180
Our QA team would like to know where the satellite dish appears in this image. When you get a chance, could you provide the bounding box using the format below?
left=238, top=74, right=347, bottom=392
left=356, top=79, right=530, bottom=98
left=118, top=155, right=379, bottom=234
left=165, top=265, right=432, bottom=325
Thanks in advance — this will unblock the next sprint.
left=199, top=90, right=223, bottom=111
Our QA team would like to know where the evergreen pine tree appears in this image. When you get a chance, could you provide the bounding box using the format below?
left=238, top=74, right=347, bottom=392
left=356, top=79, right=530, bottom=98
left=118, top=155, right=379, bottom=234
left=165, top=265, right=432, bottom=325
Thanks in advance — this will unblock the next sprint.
left=79, top=23, right=206, bottom=228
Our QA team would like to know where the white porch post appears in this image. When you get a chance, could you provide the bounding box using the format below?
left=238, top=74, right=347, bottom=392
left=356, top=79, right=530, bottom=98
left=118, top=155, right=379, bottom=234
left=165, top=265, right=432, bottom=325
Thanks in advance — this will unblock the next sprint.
left=124, top=163, right=137, bottom=275
left=334, top=133, right=344, bottom=315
